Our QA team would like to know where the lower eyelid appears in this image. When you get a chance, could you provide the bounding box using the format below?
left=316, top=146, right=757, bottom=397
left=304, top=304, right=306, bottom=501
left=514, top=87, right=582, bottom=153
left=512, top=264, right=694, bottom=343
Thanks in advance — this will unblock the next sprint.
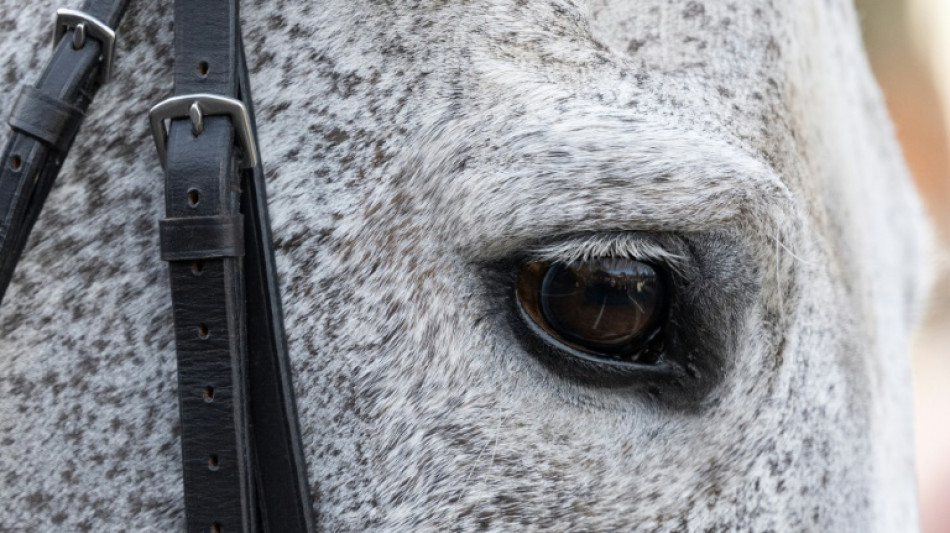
left=509, top=291, right=677, bottom=391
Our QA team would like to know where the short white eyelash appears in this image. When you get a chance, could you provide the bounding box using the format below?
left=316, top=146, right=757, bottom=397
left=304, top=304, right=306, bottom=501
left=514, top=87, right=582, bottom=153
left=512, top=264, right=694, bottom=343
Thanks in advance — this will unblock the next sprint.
left=526, top=234, right=687, bottom=275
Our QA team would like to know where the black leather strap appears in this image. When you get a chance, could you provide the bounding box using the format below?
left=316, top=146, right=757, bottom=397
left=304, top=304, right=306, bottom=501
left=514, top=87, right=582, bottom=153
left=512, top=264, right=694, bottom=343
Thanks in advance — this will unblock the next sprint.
left=158, top=1, right=315, bottom=531
left=162, top=1, right=255, bottom=530
left=237, top=32, right=315, bottom=533
left=0, top=0, right=129, bottom=303
left=0, top=0, right=314, bottom=528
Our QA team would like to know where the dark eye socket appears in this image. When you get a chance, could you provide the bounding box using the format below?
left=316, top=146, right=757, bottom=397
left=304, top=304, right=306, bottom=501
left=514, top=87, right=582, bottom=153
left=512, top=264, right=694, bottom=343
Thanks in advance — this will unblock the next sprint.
left=515, top=258, right=668, bottom=363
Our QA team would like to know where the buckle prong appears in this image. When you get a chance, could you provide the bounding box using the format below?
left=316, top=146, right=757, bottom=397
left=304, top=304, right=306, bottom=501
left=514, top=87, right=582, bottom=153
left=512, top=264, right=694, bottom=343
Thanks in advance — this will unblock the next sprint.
left=189, top=101, right=204, bottom=136
left=71, top=22, right=86, bottom=49
left=53, top=9, right=116, bottom=84
left=149, top=94, right=259, bottom=170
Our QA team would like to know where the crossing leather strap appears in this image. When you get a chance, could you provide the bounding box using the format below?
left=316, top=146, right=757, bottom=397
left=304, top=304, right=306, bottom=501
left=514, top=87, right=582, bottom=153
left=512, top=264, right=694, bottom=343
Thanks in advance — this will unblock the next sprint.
left=0, top=0, right=129, bottom=302
left=151, top=0, right=315, bottom=531
left=235, top=33, right=316, bottom=533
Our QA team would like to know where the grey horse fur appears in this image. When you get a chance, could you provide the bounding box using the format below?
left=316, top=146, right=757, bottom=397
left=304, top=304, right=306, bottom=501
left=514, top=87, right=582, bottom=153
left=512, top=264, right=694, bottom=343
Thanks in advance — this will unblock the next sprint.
left=0, top=0, right=934, bottom=530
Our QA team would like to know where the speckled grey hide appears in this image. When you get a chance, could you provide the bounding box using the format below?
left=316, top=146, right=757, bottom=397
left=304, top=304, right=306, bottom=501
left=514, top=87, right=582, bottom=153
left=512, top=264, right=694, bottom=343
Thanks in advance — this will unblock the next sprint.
left=0, top=0, right=934, bottom=530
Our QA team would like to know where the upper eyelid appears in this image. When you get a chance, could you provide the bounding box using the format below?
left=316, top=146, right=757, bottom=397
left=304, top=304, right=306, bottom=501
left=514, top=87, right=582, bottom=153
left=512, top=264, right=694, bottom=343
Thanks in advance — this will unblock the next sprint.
left=524, top=233, right=690, bottom=276
left=422, top=104, right=794, bottom=262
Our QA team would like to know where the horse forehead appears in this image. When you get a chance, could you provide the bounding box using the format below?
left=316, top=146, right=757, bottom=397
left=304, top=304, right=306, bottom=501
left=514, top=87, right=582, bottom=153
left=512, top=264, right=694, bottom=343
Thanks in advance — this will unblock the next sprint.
left=254, top=0, right=914, bottom=283
left=250, top=0, right=866, bottom=189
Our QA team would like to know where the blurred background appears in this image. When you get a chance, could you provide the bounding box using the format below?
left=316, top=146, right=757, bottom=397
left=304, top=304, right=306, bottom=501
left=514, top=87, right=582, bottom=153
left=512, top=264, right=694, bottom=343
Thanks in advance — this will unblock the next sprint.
left=855, top=0, right=950, bottom=530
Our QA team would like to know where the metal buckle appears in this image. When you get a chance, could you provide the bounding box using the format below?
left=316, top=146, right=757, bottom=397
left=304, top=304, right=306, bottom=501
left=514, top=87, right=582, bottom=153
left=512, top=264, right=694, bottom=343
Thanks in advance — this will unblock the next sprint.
left=53, top=8, right=116, bottom=85
left=149, top=94, right=260, bottom=170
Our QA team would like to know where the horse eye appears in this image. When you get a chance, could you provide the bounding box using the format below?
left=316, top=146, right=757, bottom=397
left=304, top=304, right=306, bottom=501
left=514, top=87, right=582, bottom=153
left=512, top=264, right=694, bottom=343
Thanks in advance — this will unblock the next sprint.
left=515, top=258, right=667, bottom=362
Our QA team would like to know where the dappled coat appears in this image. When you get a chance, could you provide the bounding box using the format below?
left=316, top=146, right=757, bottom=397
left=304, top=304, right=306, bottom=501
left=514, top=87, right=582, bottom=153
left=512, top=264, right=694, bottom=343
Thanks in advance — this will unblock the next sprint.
left=0, top=0, right=933, bottom=530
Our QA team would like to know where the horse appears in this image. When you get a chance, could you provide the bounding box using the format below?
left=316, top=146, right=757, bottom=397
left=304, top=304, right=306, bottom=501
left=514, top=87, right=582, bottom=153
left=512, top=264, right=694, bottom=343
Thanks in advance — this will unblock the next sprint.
left=0, top=0, right=934, bottom=530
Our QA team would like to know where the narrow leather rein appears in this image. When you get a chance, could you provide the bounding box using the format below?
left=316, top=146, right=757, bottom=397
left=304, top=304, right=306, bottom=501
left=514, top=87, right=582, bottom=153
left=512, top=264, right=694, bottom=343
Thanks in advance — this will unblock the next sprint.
left=0, top=1, right=315, bottom=531
left=0, top=0, right=126, bottom=298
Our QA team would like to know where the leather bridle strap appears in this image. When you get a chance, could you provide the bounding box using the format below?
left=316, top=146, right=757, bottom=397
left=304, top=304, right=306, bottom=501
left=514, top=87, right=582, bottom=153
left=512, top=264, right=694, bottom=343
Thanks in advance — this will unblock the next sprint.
left=149, top=0, right=315, bottom=531
left=235, top=32, right=316, bottom=533
left=0, top=0, right=129, bottom=302
left=0, top=0, right=314, bottom=528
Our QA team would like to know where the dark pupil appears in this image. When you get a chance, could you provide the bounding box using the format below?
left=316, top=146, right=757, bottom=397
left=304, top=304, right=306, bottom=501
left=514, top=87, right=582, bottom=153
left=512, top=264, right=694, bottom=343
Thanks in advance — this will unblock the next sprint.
left=539, top=259, right=662, bottom=352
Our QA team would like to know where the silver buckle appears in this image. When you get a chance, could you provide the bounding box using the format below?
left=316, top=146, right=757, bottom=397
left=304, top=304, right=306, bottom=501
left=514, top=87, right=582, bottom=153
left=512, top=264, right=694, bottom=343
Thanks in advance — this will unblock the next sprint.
left=149, top=94, right=259, bottom=170
left=53, top=9, right=116, bottom=85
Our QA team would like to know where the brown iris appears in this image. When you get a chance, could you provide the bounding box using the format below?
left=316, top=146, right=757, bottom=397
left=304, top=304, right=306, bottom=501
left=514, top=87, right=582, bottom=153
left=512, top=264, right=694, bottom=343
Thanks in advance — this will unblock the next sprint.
left=516, top=258, right=665, bottom=359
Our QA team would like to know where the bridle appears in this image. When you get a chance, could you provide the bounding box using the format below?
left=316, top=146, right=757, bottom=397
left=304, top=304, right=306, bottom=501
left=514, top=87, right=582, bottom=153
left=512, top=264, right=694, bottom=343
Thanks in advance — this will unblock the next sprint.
left=0, top=0, right=315, bottom=531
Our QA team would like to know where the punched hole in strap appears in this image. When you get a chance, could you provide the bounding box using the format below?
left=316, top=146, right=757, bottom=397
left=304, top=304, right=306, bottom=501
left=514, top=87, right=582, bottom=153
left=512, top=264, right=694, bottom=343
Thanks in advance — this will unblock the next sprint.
left=9, top=155, right=21, bottom=171
left=207, top=455, right=219, bottom=471
left=197, top=324, right=209, bottom=339
left=210, top=523, right=221, bottom=533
